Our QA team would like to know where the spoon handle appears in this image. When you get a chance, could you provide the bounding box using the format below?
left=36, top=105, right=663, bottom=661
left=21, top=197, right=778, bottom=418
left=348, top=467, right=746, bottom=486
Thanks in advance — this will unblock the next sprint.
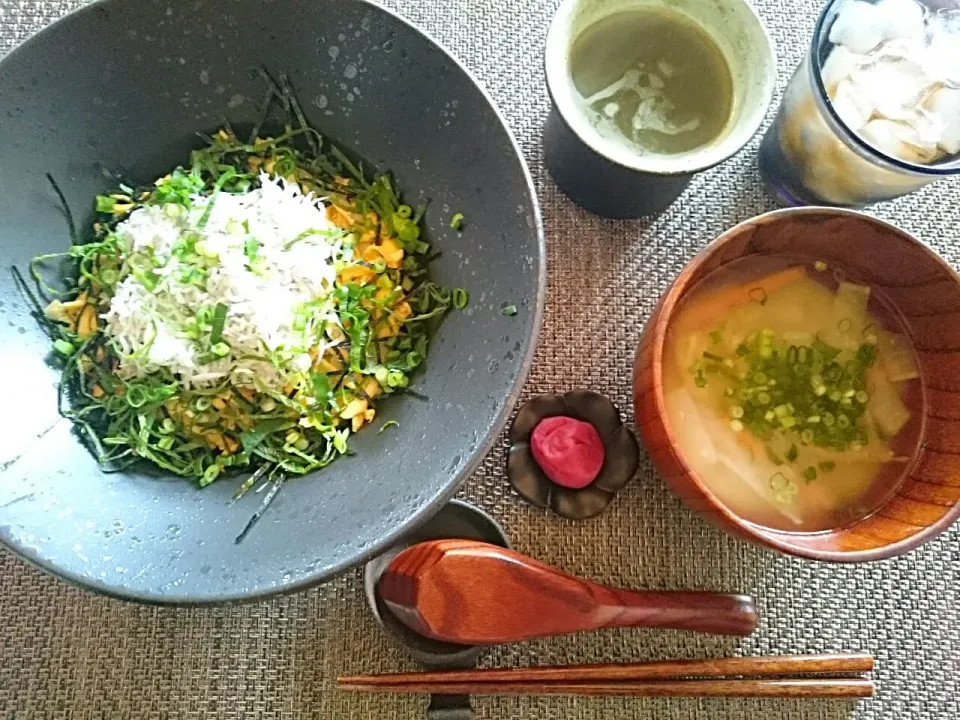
left=596, top=588, right=758, bottom=637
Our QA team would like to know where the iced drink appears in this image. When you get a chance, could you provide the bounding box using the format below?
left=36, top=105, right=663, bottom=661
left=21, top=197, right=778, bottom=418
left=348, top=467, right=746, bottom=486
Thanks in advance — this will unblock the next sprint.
left=759, top=0, right=960, bottom=207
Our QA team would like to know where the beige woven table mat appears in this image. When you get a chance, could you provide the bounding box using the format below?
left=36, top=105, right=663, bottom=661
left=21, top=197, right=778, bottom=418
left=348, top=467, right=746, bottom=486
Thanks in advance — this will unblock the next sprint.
left=2, top=0, right=958, bottom=718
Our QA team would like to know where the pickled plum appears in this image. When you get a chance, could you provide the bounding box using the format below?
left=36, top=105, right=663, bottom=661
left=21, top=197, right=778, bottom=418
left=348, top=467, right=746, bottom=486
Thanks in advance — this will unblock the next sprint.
left=530, top=416, right=605, bottom=489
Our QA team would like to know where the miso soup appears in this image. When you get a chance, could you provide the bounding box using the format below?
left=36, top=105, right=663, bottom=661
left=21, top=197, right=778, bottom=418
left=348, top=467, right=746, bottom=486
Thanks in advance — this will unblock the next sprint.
left=663, top=256, right=923, bottom=532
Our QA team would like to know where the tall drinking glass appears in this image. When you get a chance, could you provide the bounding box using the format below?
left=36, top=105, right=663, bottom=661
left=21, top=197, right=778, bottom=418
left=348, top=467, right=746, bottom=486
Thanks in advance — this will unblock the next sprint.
left=759, top=0, right=960, bottom=208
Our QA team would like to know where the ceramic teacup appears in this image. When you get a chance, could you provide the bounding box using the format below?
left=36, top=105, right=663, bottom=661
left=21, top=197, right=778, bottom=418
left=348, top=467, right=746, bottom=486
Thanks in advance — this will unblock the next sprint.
left=544, top=0, right=776, bottom=218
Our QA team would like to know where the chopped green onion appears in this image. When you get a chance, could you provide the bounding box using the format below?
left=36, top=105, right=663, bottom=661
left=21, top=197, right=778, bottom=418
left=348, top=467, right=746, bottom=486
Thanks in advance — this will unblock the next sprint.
left=803, top=466, right=818, bottom=482
left=856, top=343, right=878, bottom=366
left=209, top=302, right=228, bottom=344
left=244, top=237, right=260, bottom=263
left=131, top=266, right=159, bottom=291
left=452, top=288, right=469, bottom=309
left=125, top=385, right=149, bottom=408
left=258, top=396, right=276, bottom=413
left=95, top=195, right=116, bottom=213
left=54, top=339, right=75, bottom=356
left=200, top=464, right=221, bottom=487
left=196, top=168, right=236, bottom=230
left=449, top=212, right=464, bottom=230
left=785, top=444, right=799, bottom=463
left=196, top=305, right=213, bottom=327
left=501, top=303, right=517, bottom=316
left=770, top=473, right=789, bottom=491
left=378, top=420, right=399, bottom=434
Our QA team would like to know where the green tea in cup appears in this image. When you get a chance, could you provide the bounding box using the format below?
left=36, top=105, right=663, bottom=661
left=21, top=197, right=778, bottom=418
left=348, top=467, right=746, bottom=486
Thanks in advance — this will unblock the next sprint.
left=570, top=8, right=735, bottom=156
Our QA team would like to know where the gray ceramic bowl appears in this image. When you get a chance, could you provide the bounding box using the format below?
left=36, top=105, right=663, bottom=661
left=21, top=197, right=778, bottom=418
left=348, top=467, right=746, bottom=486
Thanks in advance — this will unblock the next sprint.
left=0, top=0, right=544, bottom=603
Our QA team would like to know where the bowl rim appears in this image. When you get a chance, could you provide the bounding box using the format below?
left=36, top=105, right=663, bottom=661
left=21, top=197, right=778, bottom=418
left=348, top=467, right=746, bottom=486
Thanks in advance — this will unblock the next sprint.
left=0, top=0, right=546, bottom=604
left=648, top=206, right=960, bottom=562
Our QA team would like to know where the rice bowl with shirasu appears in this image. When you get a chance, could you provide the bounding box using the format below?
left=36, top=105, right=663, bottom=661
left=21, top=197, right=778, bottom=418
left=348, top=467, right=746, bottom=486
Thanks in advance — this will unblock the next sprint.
left=29, top=125, right=461, bottom=486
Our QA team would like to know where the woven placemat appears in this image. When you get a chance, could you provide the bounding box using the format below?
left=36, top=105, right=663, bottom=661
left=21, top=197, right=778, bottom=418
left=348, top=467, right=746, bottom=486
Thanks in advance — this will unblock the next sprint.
left=2, top=0, right=958, bottom=718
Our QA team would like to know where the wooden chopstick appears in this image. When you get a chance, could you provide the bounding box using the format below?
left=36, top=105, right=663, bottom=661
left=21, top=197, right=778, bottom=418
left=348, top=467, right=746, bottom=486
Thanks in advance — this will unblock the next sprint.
left=338, top=678, right=874, bottom=699
left=337, top=654, right=875, bottom=699
left=338, top=652, right=874, bottom=687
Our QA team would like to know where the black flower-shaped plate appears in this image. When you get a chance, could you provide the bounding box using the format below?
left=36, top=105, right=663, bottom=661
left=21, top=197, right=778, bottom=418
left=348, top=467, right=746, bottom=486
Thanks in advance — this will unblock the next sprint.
left=507, top=390, right=640, bottom=520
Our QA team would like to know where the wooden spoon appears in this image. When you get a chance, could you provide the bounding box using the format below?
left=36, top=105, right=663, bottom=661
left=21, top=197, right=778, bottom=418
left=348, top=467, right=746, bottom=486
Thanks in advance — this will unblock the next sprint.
left=378, top=539, right=758, bottom=644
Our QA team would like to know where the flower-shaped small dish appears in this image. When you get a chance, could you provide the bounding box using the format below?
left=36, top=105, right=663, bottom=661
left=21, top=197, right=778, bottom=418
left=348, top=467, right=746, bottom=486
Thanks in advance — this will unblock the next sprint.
left=508, top=390, right=640, bottom=519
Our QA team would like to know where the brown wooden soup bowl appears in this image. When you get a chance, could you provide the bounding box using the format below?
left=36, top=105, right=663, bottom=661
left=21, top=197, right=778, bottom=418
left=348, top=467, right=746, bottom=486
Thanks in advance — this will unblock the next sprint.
left=633, top=207, right=960, bottom=562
